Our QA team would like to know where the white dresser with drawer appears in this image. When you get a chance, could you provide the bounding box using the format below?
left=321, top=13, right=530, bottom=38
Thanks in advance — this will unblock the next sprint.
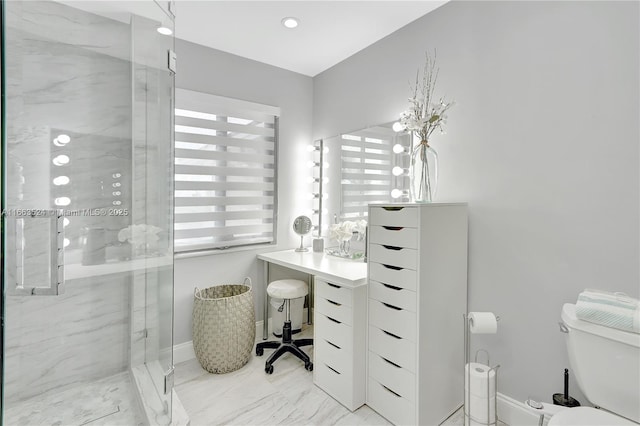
left=366, top=203, right=468, bottom=426
left=313, top=277, right=367, bottom=411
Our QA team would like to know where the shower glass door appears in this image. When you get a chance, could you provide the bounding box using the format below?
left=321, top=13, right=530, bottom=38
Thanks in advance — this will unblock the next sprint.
left=1, top=1, right=175, bottom=424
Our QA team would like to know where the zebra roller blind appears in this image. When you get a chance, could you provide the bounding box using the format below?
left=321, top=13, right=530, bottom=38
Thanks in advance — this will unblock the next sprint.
left=340, top=126, right=394, bottom=219
left=174, top=89, right=279, bottom=252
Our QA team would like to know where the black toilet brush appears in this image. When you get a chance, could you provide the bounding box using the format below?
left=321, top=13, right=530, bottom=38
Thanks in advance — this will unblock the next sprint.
left=553, top=368, right=581, bottom=407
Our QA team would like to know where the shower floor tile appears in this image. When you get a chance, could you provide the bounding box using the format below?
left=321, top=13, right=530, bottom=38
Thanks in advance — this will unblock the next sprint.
left=3, top=371, right=144, bottom=426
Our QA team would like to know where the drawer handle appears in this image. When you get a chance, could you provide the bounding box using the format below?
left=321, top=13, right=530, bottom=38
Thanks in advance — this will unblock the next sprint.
left=381, top=356, right=402, bottom=369
left=382, top=207, right=404, bottom=211
left=327, top=299, right=342, bottom=306
left=382, top=283, right=402, bottom=291
left=381, top=384, right=402, bottom=398
left=382, top=245, right=402, bottom=251
left=327, top=283, right=341, bottom=289
left=382, top=329, right=402, bottom=339
left=382, top=302, right=402, bottom=311
left=326, top=364, right=341, bottom=375
left=326, top=316, right=342, bottom=324
left=325, top=339, right=341, bottom=350
left=381, top=264, right=402, bottom=271
left=382, top=226, right=404, bottom=231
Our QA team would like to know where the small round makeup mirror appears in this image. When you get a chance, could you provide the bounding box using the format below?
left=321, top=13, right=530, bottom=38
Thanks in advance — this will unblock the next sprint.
left=293, top=215, right=312, bottom=252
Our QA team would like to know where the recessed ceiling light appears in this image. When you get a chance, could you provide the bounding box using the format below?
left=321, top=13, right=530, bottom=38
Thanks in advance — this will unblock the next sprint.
left=281, top=17, right=299, bottom=29
left=157, top=26, right=173, bottom=36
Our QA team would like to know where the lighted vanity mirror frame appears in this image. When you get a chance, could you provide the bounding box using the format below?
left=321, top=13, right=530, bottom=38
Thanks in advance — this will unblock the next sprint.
left=320, top=121, right=411, bottom=224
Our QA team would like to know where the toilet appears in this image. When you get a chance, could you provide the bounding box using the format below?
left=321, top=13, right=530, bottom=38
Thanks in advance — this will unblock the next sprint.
left=550, top=303, right=640, bottom=425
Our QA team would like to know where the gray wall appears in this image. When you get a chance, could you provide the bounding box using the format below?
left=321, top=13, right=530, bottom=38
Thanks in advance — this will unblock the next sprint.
left=313, top=0, right=639, bottom=404
left=174, top=40, right=314, bottom=346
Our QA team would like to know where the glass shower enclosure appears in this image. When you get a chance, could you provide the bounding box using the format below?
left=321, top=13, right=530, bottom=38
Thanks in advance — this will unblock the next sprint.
left=1, top=1, right=177, bottom=424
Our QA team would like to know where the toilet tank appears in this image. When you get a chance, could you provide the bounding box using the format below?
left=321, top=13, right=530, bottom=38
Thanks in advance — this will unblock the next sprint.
left=561, top=303, right=640, bottom=423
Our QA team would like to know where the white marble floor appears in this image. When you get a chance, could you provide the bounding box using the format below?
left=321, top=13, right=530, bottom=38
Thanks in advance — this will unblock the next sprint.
left=174, top=325, right=490, bottom=426
left=3, top=372, right=144, bottom=426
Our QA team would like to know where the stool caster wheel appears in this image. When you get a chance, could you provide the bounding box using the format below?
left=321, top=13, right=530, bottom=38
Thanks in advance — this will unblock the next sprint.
left=256, top=347, right=264, bottom=356
left=305, top=362, right=313, bottom=372
left=265, top=364, right=274, bottom=374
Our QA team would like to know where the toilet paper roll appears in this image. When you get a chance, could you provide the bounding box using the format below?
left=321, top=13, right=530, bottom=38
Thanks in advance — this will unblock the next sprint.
left=469, top=312, right=498, bottom=334
left=465, top=362, right=496, bottom=398
left=465, top=393, right=497, bottom=423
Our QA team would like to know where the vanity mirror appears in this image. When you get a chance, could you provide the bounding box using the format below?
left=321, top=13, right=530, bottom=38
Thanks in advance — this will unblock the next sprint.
left=320, top=121, right=410, bottom=225
left=292, top=215, right=312, bottom=252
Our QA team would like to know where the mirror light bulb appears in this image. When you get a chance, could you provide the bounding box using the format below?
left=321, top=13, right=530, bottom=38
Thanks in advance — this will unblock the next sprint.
left=55, top=197, right=71, bottom=206
left=63, top=218, right=70, bottom=227
left=393, top=144, right=406, bottom=154
left=53, top=134, right=71, bottom=146
left=392, top=166, right=404, bottom=176
left=53, top=176, right=70, bottom=186
left=392, top=122, right=404, bottom=132
left=391, top=189, right=404, bottom=199
left=52, top=155, right=70, bottom=166
left=63, top=238, right=70, bottom=248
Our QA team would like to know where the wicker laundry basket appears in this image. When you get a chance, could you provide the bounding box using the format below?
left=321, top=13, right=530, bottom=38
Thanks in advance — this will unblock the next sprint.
left=192, top=278, right=256, bottom=374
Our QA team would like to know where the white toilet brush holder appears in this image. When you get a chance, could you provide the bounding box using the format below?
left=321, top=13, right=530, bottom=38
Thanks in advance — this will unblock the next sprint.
left=464, top=313, right=501, bottom=426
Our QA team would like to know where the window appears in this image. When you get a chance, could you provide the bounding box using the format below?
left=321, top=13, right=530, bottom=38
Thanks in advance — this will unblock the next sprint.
left=174, top=89, right=279, bottom=252
left=340, top=126, right=394, bottom=219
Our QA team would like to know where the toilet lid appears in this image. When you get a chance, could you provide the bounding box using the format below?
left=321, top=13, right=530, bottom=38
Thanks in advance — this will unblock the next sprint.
left=549, top=407, right=637, bottom=426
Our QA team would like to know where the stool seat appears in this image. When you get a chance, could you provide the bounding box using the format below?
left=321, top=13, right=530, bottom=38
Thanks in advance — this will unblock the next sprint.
left=267, top=279, right=308, bottom=299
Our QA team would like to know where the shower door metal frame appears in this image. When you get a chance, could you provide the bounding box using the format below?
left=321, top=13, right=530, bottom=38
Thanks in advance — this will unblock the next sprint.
left=1, top=0, right=7, bottom=418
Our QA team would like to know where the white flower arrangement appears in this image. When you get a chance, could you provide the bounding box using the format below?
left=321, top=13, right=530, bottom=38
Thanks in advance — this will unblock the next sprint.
left=118, top=224, right=162, bottom=249
left=398, top=51, right=454, bottom=143
left=328, top=220, right=367, bottom=243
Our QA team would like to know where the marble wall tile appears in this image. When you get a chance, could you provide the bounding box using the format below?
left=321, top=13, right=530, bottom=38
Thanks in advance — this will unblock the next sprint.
left=4, top=274, right=131, bottom=403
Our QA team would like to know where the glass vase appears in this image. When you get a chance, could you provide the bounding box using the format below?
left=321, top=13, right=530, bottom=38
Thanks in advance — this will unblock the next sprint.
left=410, top=140, right=438, bottom=203
left=339, top=239, right=351, bottom=256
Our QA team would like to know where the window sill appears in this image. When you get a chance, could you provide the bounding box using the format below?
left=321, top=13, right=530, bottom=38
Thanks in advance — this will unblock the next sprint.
left=174, top=241, right=277, bottom=260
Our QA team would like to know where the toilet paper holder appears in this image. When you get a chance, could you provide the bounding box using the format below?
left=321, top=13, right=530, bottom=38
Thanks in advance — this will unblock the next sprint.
left=464, top=314, right=501, bottom=426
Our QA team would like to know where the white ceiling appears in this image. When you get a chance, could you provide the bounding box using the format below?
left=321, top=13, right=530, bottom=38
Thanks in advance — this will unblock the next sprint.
left=174, top=1, right=448, bottom=76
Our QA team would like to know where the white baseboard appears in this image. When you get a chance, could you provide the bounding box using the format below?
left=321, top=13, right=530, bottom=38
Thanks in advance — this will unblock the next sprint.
left=497, top=392, right=549, bottom=426
left=173, top=308, right=309, bottom=365
left=173, top=340, right=196, bottom=365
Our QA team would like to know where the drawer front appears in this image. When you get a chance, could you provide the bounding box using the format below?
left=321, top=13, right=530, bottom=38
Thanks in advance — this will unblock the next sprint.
left=314, top=312, right=352, bottom=350
left=367, top=377, right=416, bottom=426
left=368, top=326, right=416, bottom=373
left=369, top=244, right=417, bottom=270
left=368, top=351, right=416, bottom=404
left=369, top=262, right=417, bottom=291
left=368, top=299, right=416, bottom=342
left=315, top=296, right=352, bottom=326
left=369, top=280, right=416, bottom=312
left=315, top=361, right=350, bottom=405
left=316, top=279, right=353, bottom=307
left=316, top=337, right=351, bottom=373
left=369, top=226, right=417, bottom=249
left=369, top=206, right=418, bottom=228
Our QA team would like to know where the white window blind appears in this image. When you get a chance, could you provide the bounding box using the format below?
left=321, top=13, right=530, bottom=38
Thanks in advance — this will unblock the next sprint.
left=174, top=89, right=279, bottom=252
left=340, top=126, right=394, bottom=219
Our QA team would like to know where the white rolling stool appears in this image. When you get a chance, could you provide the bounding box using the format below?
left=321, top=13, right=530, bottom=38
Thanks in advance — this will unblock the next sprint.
left=256, top=279, right=313, bottom=374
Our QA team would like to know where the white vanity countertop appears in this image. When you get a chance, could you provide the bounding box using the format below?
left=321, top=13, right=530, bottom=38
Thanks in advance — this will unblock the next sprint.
left=258, top=249, right=367, bottom=287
